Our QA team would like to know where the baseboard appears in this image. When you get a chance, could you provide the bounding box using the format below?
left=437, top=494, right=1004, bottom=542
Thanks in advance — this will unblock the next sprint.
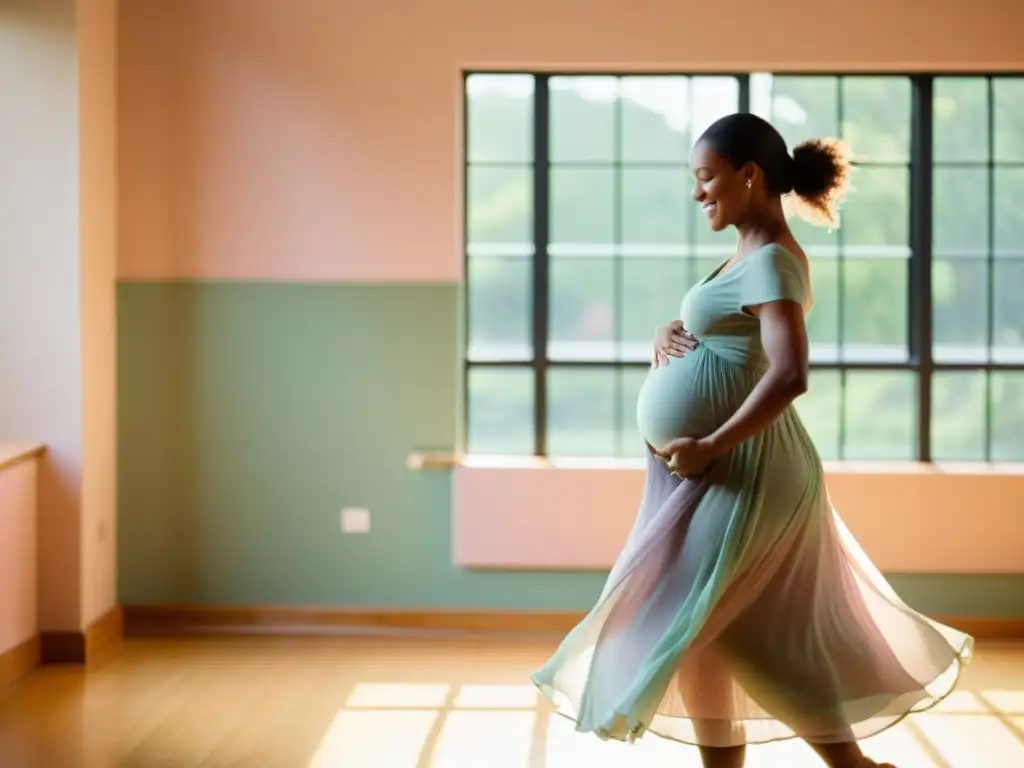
left=122, top=604, right=1024, bottom=640
left=39, top=631, right=85, bottom=664
left=85, top=603, right=124, bottom=661
left=949, top=616, right=1024, bottom=641
left=39, top=604, right=124, bottom=665
left=123, top=604, right=585, bottom=635
left=0, top=635, right=40, bottom=688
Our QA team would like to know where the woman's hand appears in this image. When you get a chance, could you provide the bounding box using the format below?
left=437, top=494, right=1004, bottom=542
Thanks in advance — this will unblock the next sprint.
left=656, top=436, right=716, bottom=478
left=653, top=320, right=699, bottom=368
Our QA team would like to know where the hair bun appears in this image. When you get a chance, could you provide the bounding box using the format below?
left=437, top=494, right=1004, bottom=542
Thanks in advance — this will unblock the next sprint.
left=788, top=138, right=852, bottom=229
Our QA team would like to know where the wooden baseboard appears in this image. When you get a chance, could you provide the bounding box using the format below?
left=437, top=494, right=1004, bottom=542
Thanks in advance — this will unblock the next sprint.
left=85, top=603, right=124, bottom=662
left=39, top=631, right=85, bottom=664
left=947, top=616, right=1024, bottom=641
left=122, top=604, right=1024, bottom=640
left=0, top=635, right=40, bottom=687
left=39, top=604, right=124, bottom=665
left=124, top=604, right=584, bottom=636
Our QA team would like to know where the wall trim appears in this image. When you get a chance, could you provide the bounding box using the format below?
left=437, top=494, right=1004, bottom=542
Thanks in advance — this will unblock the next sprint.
left=0, top=635, right=40, bottom=688
left=124, top=605, right=585, bottom=636
left=39, top=631, right=85, bottom=665
left=39, top=604, right=124, bottom=665
left=123, top=604, right=1024, bottom=640
left=452, top=464, right=1024, bottom=572
left=0, top=442, right=45, bottom=473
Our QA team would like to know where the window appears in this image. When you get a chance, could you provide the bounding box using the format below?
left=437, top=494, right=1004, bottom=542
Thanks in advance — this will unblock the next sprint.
left=463, top=73, right=1024, bottom=462
left=930, top=78, right=1024, bottom=461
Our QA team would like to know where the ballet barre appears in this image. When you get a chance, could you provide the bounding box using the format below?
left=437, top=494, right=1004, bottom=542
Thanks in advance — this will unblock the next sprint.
left=405, top=450, right=461, bottom=470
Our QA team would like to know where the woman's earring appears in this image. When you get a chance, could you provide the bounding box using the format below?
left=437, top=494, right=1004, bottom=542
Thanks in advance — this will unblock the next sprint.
left=746, top=179, right=753, bottom=189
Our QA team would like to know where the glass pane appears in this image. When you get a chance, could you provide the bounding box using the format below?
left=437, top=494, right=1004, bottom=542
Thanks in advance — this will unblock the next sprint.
left=794, top=369, right=841, bottom=460
left=549, top=76, right=617, bottom=163
left=467, top=167, right=532, bottom=245
left=933, top=77, right=989, bottom=163
left=618, top=367, right=649, bottom=458
left=467, top=257, right=532, bottom=361
left=767, top=76, right=839, bottom=150
left=994, top=168, right=1024, bottom=257
left=993, top=79, right=1024, bottom=162
left=932, top=258, right=989, bottom=363
left=693, top=214, right=737, bottom=258
left=466, top=74, right=533, bottom=164
left=549, top=167, right=614, bottom=245
left=842, top=77, right=911, bottom=163
left=993, top=258, right=1024, bottom=363
left=694, top=257, right=723, bottom=283
left=621, top=76, right=691, bottom=162
left=466, top=367, right=534, bottom=455
left=621, top=167, right=690, bottom=245
left=549, top=257, right=614, bottom=361
left=805, top=257, right=839, bottom=362
left=748, top=73, right=775, bottom=121
left=933, top=167, right=989, bottom=256
left=546, top=367, right=616, bottom=457
left=843, top=371, right=916, bottom=460
left=990, top=372, right=1024, bottom=461
left=842, top=167, right=910, bottom=249
left=841, top=257, right=909, bottom=362
left=791, top=209, right=841, bottom=249
left=932, top=372, right=987, bottom=461
left=620, top=257, right=693, bottom=361
left=689, top=76, right=741, bottom=140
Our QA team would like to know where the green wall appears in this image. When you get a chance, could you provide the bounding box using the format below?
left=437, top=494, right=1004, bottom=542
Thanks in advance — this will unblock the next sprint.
left=117, top=282, right=1024, bottom=617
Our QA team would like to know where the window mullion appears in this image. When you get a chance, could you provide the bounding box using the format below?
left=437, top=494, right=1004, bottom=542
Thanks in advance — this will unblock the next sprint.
left=984, top=76, right=996, bottom=461
left=738, top=74, right=751, bottom=114
left=837, top=78, right=848, bottom=459
left=909, top=76, right=934, bottom=461
left=533, top=75, right=551, bottom=456
left=613, top=79, right=625, bottom=457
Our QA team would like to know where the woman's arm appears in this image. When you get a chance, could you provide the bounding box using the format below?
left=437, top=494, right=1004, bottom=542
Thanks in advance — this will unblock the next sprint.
left=698, top=299, right=808, bottom=460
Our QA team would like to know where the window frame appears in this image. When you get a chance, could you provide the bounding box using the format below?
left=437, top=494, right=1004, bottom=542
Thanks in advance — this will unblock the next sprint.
left=462, top=71, right=1024, bottom=462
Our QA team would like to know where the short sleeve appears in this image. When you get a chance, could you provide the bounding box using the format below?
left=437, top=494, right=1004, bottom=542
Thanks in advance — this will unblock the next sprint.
left=739, top=245, right=807, bottom=313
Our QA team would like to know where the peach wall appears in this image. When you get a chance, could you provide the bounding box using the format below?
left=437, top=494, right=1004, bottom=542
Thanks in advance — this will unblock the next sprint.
left=0, top=0, right=118, bottom=632
left=454, top=462, right=1024, bottom=572
left=117, top=0, right=1024, bottom=282
left=77, top=0, right=119, bottom=628
left=0, top=453, right=40, bottom=655
left=116, top=0, right=1024, bottom=585
left=0, top=0, right=84, bottom=632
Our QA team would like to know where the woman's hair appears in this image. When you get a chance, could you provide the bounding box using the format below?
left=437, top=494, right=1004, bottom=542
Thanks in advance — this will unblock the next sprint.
left=697, top=113, right=852, bottom=229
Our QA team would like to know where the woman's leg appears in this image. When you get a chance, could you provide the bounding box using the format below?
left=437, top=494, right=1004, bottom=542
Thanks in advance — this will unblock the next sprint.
left=698, top=746, right=746, bottom=768
left=676, top=644, right=748, bottom=768
left=698, top=736, right=887, bottom=767
left=805, top=741, right=864, bottom=767
left=697, top=736, right=887, bottom=767
left=804, top=744, right=894, bottom=768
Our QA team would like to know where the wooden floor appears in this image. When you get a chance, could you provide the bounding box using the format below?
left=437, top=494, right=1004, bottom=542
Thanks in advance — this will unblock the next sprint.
left=0, top=635, right=1022, bottom=767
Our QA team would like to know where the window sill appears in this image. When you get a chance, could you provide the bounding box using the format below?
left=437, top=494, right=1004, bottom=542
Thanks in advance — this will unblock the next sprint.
left=0, top=443, right=45, bottom=473
left=409, top=450, right=1024, bottom=476
left=446, top=453, right=1024, bottom=572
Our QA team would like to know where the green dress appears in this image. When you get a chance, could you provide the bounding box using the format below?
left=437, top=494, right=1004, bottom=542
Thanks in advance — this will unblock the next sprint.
left=531, top=244, right=972, bottom=747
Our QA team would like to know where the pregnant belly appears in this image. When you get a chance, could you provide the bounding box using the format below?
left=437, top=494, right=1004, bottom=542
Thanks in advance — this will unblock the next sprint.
left=635, top=347, right=719, bottom=449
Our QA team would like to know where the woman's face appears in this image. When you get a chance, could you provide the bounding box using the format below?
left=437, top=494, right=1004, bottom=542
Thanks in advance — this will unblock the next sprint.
left=690, top=140, right=754, bottom=232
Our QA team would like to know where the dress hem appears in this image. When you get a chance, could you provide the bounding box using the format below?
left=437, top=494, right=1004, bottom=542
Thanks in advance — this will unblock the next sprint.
left=530, top=634, right=973, bottom=749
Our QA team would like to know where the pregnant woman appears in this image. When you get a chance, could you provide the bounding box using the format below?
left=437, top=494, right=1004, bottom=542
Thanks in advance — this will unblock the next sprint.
left=531, top=114, right=972, bottom=768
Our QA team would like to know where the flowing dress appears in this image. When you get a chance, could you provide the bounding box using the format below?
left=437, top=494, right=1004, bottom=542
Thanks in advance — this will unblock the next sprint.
left=531, top=244, right=973, bottom=747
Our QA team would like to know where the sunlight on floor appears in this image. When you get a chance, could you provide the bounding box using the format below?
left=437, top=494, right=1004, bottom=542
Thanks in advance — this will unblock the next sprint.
left=307, top=682, right=1024, bottom=768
